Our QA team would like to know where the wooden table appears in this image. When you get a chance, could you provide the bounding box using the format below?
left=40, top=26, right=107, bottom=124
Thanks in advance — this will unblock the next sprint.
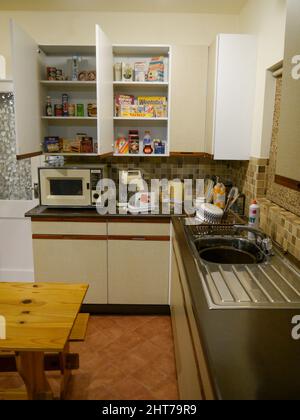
left=0, top=282, right=88, bottom=400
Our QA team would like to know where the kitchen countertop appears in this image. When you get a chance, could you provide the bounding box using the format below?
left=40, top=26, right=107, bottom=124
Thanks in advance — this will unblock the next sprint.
left=173, top=217, right=300, bottom=400
left=25, top=205, right=176, bottom=220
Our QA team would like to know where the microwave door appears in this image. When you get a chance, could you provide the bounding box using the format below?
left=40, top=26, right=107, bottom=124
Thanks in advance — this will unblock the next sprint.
left=49, top=179, right=84, bottom=197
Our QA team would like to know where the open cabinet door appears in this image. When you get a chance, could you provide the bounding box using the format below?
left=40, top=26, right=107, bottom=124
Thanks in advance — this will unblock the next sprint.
left=10, top=20, right=43, bottom=160
left=96, top=25, right=114, bottom=156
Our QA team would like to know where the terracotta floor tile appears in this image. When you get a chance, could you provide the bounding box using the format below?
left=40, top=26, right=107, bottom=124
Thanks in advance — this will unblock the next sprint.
left=133, top=364, right=172, bottom=394
left=0, top=316, right=179, bottom=400
left=129, top=340, right=166, bottom=364
left=110, top=375, right=157, bottom=400
left=153, top=381, right=180, bottom=400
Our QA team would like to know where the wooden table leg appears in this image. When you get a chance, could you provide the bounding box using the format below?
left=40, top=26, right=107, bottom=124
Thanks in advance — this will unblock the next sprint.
left=15, top=352, right=53, bottom=400
left=59, top=343, right=72, bottom=400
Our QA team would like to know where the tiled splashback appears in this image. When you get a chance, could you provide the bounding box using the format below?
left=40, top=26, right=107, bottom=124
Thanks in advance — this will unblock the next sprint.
left=107, top=157, right=238, bottom=185
left=230, top=159, right=269, bottom=211
left=0, top=93, right=32, bottom=200
left=260, top=198, right=300, bottom=261
left=68, top=155, right=247, bottom=196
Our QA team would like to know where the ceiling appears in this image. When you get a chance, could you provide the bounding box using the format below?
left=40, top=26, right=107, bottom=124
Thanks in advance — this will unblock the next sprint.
left=0, top=0, right=248, bottom=14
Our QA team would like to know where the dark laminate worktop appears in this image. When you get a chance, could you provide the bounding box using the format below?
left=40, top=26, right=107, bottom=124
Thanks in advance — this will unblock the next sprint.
left=25, top=205, right=174, bottom=220
left=172, top=217, right=300, bottom=400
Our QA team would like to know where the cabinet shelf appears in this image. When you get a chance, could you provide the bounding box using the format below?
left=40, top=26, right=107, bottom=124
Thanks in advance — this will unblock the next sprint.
left=113, top=81, right=168, bottom=88
left=44, top=153, right=98, bottom=157
left=42, top=116, right=97, bottom=121
left=114, top=117, right=168, bottom=122
left=40, top=81, right=97, bottom=88
left=113, top=153, right=168, bottom=157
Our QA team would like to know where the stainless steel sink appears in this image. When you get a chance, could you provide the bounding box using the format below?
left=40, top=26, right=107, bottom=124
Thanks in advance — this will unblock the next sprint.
left=194, top=237, right=265, bottom=265
left=184, top=220, right=300, bottom=309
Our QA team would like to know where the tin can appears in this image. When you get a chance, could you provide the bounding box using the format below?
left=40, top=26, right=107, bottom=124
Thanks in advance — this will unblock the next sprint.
left=62, top=94, right=69, bottom=117
left=87, top=103, right=97, bottom=117
left=76, top=104, right=85, bottom=117
left=68, top=104, right=76, bottom=117
left=54, top=104, right=63, bottom=117
left=56, top=69, right=64, bottom=81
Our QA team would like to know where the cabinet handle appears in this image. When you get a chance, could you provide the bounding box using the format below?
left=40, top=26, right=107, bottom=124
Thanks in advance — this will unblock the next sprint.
left=131, top=237, right=146, bottom=241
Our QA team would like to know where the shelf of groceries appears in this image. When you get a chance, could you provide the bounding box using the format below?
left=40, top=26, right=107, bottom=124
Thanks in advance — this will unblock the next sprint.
left=113, top=55, right=169, bottom=157
left=42, top=52, right=170, bottom=156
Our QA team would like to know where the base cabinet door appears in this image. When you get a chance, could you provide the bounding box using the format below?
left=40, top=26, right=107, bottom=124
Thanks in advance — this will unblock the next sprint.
left=171, top=237, right=215, bottom=400
left=171, top=248, right=203, bottom=400
left=108, top=239, right=170, bottom=305
left=33, top=239, right=107, bottom=304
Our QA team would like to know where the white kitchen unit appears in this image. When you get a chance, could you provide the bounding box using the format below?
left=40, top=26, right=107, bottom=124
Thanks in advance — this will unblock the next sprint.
left=107, top=221, right=170, bottom=304
left=10, top=21, right=113, bottom=159
left=171, top=234, right=214, bottom=400
left=39, top=46, right=98, bottom=156
left=170, top=45, right=209, bottom=154
left=30, top=219, right=171, bottom=305
left=10, top=20, right=172, bottom=159
left=31, top=220, right=108, bottom=304
left=205, top=34, right=257, bottom=160
left=113, top=45, right=171, bottom=157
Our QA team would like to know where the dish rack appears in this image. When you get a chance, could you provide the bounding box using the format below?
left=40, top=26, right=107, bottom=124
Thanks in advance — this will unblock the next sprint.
left=185, top=211, right=246, bottom=238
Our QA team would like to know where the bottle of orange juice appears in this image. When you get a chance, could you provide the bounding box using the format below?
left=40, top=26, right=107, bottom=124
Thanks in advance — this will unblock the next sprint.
left=213, top=179, right=226, bottom=209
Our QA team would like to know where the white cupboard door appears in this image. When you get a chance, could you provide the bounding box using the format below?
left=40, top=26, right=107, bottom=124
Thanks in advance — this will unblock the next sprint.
left=10, top=20, right=43, bottom=158
left=213, top=35, right=257, bottom=160
left=33, top=239, right=108, bottom=305
left=96, top=24, right=114, bottom=155
left=108, top=240, right=170, bottom=305
left=170, top=46, right=209, bottom=153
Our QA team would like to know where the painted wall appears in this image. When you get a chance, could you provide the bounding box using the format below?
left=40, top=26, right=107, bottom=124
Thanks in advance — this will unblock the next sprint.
left=0, top=200, right=36, bottom=282
left=0, top=11, right=238, bottom=78
left=238, top=0, right=287, bottom=158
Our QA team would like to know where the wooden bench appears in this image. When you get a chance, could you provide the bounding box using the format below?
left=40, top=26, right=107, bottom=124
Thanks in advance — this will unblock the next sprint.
left=0, top=313, right=90, bottom=400
left=69, top=313, right=90, bottom=342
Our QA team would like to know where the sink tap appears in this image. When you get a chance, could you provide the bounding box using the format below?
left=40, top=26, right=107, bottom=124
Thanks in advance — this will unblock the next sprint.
left=233, top=225, right=274, bottom=258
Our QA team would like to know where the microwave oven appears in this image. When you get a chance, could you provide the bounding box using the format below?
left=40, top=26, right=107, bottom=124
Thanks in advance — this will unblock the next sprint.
left=39, top=166, right=108, bottom=208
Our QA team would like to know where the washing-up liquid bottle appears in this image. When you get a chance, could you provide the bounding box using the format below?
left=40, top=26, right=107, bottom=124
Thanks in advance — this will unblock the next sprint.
left=248, top=200, right=260, bottom=240
left=213, top=179, right=226, bottom=209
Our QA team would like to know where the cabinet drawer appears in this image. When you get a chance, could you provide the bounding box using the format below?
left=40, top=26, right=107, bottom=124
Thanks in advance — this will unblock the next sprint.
left=32, top=221, right=107, bottom=236
left=108, top=222, right=170, bottom=237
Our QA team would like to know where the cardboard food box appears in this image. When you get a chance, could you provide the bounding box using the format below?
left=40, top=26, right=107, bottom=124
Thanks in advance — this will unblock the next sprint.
left=44, top=137, right=61, bottom=153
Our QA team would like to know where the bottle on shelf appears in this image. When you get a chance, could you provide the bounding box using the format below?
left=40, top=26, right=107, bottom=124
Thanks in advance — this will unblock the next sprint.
left=62, top=93, right=69, bottom=117
left=143, top=131, right=153, bottom=155
left=45, top=96, right=53, bottom=117
left=72, top=56, right=80, bottom=81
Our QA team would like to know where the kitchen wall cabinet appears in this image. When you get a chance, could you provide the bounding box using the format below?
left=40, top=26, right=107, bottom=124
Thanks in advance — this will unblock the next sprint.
left=113, top=45, right=171, bottom=157
left=10, top=20, right=113, bottom=159
left=31, top=221, right=108, bottom=304
left=171, top=235, right=214, bottom=400
left=170, top=45, right=208, bottom=154
left=205, top=34, right=257, bottom=160
left=107, top=222, right=170, bottom=305
left=10, top=20, right=171, bottom=159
